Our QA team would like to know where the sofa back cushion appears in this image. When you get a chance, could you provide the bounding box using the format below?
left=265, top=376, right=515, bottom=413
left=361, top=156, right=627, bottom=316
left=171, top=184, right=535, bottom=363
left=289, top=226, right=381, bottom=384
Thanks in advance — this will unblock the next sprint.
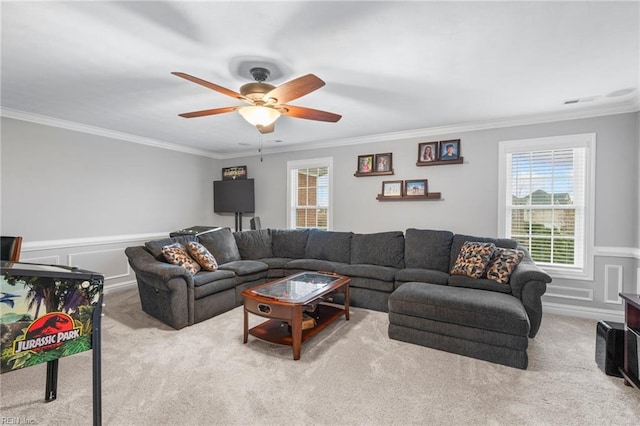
left=197, top=228, right=241, bottom=265
left=270, top=229, right=310, bottom=258
left=351, top=231, right=404, bottom=268
left=404, top=229, right=454, bottom=273
left=145, top=235, right=196, bottom=261
left=233, top=229, right=273, bottom=260
left=306, top=230, right=353, bottom=263
left=449, top=234, right=518, bottom=272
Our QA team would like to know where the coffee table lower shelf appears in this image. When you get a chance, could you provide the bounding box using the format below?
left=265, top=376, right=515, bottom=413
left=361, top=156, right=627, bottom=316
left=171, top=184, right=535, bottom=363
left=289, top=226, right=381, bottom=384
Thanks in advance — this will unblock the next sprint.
left=248, top=305, right=345, bottom=348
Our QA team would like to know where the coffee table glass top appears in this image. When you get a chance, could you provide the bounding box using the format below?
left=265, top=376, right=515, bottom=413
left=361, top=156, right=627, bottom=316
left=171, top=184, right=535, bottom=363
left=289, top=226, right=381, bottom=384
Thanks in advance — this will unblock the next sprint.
left=250, top=272, right=340, bottom=302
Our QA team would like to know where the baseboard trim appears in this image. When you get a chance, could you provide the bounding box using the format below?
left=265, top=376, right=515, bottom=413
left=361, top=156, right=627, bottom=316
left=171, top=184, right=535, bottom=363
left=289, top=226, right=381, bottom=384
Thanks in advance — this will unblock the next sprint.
left=104, top=280, right=137, bottom=293
left=543, top=301, right=624, bottom=323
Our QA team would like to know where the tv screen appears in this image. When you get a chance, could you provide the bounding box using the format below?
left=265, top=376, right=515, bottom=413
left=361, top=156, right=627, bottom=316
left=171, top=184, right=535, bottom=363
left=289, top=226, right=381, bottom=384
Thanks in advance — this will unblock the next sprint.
left=213, top=179, right=255, bottom=213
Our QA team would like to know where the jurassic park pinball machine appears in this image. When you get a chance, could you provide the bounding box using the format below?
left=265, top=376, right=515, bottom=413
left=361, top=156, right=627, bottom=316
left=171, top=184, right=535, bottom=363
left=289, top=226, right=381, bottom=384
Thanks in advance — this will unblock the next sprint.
left=1, top=261, right=104, bottom=425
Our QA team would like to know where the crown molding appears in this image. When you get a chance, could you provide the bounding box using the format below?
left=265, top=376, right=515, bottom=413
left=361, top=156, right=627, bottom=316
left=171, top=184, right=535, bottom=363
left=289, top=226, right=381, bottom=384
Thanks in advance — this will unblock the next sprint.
left=0, top=108, right=221, bottom=159
left=3, top=97, right=638, bottom=161
left=220, top=98, right=640, bottom=159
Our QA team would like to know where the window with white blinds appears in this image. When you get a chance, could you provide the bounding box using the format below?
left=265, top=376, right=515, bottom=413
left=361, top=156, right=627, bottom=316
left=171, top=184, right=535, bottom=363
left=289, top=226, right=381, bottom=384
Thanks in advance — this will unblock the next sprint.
left=287, top=158, right=333, bottom=230
left=498, top=134, right=595, bottom=279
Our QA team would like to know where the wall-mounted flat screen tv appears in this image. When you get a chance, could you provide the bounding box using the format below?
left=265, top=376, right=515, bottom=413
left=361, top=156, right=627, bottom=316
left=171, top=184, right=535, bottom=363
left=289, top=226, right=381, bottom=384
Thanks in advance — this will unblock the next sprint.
left=213, top=179, right=255, bottom=213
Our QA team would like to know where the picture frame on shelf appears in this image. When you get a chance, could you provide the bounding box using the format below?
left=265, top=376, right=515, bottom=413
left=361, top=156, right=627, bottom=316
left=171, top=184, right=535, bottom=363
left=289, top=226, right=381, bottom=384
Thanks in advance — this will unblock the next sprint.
left=405, top=179, right=428, bottom=197
left=382, top=180, right=403, bottom=197
left=374, top=153, right=393, bottom=173
left=357, top=154, right=374, bottom=174
left=418, top=142, right=438, bottom=163
left=439, top=139, right=461, bottom=161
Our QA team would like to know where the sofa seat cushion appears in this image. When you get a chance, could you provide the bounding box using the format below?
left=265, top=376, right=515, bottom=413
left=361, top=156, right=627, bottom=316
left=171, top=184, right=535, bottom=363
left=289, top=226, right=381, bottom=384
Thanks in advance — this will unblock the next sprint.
left=394, top=268, right=449, bottom=286
left=345, top=276, right=395, bottom=293
left=284, top=258, right=347, bottom=273
left=257, top=257, right=293, bottom=269
left=219, top=260, right=268, bottom=276
left=193, top=272, right=237, bottom=299
left=350, top=231, right=405, bottom=268
left=448, top=275, right=512, bottom=294
left=193, top=269, right=236, bottom=286
left=305, top=230, right=353, bottom=263
left=404, top=229, right=454, bottom=273
left=388, top=282, right=530, bottom=337
left=335, top=264, right=397, bottom=283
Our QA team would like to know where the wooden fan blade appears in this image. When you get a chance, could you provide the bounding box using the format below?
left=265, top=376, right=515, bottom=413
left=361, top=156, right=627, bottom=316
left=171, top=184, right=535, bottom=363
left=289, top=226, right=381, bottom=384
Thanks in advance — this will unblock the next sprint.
left=281, top=105, right=342, bottom=122
left=257, top=123, right=275, bottom=134
left=178, top=106, right=239, bottom=118
left=264, top=74, right=325, bottom=104
left=172, top=72, right=248, bottom=101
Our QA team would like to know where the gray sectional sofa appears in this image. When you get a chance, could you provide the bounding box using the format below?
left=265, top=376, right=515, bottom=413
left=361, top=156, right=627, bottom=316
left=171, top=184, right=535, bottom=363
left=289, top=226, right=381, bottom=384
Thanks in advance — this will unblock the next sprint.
left=125, top=227, right=551, bottom=369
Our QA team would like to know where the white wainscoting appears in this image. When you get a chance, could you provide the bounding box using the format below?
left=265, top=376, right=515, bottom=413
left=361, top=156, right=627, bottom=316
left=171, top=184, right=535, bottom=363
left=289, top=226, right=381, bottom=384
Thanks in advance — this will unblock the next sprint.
left=19, top=232, right=167, bottom=292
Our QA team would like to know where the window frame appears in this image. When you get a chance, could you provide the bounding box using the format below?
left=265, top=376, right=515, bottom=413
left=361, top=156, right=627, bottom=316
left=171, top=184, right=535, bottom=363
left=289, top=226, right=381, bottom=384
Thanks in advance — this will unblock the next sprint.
left=286, top=157, right=333, bottom=230
left=498, top=133, right=596, bottom=280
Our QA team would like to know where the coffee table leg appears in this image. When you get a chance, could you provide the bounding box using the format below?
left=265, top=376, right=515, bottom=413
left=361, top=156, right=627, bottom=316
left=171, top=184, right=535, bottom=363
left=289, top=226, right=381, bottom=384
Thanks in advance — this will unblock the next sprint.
left=292, top=307, right=302, bottom=360
left=345, top=284, right=350, bottom=321
left=243, top=308, right=248, bottom=344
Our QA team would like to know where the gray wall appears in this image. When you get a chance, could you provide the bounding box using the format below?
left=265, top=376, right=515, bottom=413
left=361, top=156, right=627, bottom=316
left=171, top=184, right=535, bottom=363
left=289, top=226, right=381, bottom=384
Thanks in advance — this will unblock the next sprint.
left=1, top=117, right=218, bottom=240
left=221, top=112, right=639, bottom=248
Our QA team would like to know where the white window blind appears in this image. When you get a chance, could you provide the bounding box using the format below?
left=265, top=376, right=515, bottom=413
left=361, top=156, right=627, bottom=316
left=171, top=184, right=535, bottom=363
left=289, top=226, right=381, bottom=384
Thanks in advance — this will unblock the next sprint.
left=287, top=158, right=332, bottom=230
left=499, top=134, right=594, bottom=279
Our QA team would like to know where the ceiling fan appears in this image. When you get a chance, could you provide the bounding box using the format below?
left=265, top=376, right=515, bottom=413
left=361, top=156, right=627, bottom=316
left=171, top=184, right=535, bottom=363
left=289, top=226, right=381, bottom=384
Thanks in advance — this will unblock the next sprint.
left=172, top=67, right=341, bottom=134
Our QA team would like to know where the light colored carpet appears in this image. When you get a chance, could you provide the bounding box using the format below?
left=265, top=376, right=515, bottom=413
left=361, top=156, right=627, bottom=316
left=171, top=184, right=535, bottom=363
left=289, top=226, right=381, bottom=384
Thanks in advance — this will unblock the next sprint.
left=1, top=287, right=639, bottom=425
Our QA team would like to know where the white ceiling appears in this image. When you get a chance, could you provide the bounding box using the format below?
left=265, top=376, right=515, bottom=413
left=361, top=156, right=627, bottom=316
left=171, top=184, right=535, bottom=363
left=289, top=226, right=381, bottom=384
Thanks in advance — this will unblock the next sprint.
left=1, top=1, right=639, bottom=158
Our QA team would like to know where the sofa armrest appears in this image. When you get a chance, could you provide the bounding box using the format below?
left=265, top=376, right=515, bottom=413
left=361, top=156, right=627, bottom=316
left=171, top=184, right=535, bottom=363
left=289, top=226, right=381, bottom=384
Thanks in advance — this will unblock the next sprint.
left=509, top=247, right=552, bottom=338
left=125, top=246, right=194, bottom=287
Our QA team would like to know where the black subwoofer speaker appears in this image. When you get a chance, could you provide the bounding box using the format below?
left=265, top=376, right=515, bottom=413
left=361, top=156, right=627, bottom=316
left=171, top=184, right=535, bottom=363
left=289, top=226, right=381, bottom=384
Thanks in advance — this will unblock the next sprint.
left=595, top=320, right=625, bottom=377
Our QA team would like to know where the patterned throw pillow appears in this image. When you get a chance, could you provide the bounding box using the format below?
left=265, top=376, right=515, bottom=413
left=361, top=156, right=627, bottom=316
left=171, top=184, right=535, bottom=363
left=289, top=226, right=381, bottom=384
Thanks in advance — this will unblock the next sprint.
left=486, top=248, right=524, bottom=284
left=186, top=241, right=218, bottom=271
left=450, top=242, right=496, bottom=279
left=162, top=243, right=201, bottom=275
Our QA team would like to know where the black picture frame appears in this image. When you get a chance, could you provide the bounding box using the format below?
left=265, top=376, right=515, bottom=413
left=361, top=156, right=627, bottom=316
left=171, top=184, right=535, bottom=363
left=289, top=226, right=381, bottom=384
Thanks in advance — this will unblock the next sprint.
left=357, top=154, right=374, bottom=174
left=439, top=139, right=461, bottom=161
left=374, top=153, right=393, bottom=173
left=418, top=142, right=439, bottom=163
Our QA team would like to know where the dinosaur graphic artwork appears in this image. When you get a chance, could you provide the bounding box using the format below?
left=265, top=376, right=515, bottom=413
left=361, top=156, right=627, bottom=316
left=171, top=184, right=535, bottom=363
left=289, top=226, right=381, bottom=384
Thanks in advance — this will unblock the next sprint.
left=1, top=266, right=103, bottom=373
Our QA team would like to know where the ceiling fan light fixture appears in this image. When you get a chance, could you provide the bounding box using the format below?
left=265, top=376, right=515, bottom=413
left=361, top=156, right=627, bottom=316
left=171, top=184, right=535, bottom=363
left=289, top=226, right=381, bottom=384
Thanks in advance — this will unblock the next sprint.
left=238, top=105, right=281, bottom=126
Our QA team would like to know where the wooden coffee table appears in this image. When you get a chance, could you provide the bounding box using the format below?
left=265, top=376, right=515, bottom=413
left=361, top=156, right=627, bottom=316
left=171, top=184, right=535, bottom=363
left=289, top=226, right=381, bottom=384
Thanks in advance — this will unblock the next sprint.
left=242, top=272, right=350, bottom=360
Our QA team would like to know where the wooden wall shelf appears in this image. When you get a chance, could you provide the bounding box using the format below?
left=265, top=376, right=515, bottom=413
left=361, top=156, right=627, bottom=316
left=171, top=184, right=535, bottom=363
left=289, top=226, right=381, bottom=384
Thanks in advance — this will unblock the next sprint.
left=354, top=170, right=394, bottom=177
left=376, top=192, right=442, bottom=201
left=416, top=157, right=464, bottom=167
